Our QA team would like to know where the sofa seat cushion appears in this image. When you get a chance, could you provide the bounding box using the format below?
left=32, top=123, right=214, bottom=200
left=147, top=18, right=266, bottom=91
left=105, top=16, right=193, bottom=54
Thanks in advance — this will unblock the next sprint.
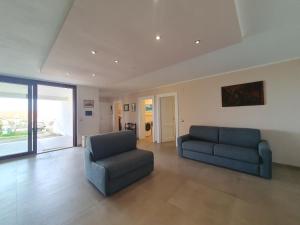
left=182, top=140, right=214, bottom=155
left=214, top=144, right=259, bottom=164
left=96, top=149, right=153, bottom=179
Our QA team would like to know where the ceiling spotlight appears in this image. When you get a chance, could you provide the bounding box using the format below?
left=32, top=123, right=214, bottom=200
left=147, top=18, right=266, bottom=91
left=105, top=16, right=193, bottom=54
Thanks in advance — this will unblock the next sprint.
left=91, top=50, right=97, bottom=55
left=155, top=35, right=161, bottom=41
left=195, top=40, right=201, bottom=45
left=92, top=73, right=96, bottom=77
left=114, top=60, right=119, bottom=64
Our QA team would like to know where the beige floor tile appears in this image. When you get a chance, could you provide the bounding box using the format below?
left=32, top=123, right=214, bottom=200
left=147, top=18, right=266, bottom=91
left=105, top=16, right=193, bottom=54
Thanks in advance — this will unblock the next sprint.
left=0, top=141, right=300, bottom=225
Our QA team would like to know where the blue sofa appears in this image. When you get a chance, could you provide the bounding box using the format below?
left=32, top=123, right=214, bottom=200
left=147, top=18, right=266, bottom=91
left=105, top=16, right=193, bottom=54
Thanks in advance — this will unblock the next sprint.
left=84, top=131, right=154, bottom=196
left=177, top=126, right=272, bottom=179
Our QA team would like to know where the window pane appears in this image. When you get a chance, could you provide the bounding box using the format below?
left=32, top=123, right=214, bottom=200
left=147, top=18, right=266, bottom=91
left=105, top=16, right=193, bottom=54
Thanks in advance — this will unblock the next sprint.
left=37, top=85, right=73, bottom=153
left=0, top=82, right=29, bottom=157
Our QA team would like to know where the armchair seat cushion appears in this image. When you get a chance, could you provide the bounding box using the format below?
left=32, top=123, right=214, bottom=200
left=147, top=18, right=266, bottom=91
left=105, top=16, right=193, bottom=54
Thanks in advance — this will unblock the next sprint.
left=182, top=140, right=214, bottom=155
left=96, top=149, right=154, bottom=179
left=214, top=144, right=259, bottom=164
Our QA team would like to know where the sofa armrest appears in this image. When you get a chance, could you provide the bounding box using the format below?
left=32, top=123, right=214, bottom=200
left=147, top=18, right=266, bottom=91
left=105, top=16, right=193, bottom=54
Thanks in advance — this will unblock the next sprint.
left=177, top=134, right=190, bottom=157
left=258, top=140, right=272, bottom=179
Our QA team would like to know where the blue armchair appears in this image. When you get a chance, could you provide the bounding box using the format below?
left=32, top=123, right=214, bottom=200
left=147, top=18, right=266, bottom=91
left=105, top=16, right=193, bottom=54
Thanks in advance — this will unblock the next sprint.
left=84, top=131, right=154, bottom=196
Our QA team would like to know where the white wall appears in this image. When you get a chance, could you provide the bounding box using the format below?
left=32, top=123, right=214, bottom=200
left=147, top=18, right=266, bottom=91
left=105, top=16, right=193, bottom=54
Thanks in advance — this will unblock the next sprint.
left=77, top=86, right=100, bottom=145
left=118, top=59, right=300, bottom=167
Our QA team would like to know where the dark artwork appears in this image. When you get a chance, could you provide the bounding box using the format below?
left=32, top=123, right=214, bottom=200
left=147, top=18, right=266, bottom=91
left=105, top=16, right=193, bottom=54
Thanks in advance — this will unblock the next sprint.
left=85, top=111, right=93, bottom=116
left=222, top=81, right=264, bottom=107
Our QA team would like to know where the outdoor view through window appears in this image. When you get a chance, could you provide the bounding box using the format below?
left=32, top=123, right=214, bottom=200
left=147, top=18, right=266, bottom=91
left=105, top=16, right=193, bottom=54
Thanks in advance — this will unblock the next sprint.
left=0, top=82, right=29, bottom=157
left=37, top=85, right=73, bottom=152
left=0, top=82, right=74, bottom=157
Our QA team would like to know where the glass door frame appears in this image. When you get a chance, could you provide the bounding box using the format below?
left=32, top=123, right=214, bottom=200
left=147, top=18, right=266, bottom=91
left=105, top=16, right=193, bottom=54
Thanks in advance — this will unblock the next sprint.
left=0, top=75, right=77, bottom=160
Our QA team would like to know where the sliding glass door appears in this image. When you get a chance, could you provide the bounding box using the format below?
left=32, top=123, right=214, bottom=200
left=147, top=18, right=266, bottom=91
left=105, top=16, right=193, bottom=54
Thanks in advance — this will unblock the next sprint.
left=37, top=85, right=74, bottom=153
left=0, top=76, right=77, bottom=160
left=0, top=81, right=32, bottom=158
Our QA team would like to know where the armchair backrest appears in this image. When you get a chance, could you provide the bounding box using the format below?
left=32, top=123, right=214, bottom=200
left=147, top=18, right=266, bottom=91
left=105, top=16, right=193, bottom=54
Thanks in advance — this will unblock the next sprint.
left=87, top=131, right=136, bottom=161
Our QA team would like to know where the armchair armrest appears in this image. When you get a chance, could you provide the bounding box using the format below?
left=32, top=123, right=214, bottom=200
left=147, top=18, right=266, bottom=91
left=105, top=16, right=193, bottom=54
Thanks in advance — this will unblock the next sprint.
left=84, top=136, right=109, bottom=195
left=258, top=140, right=272, bottom=179
left=177, top=134, right=190, bottom=157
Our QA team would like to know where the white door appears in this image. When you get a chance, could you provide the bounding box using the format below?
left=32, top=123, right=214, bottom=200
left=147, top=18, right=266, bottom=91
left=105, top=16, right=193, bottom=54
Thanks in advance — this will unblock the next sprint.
left=160, top=96, right=176, bottom=142
left=99, top=102, right=113, bottom=133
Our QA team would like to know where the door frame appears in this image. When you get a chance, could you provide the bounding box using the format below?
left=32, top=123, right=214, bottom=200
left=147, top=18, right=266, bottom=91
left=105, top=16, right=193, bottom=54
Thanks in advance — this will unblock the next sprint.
left=0, top=74, right=77, bottom=160
left=156, top=92, right=179, bottom=145
left=35, top=83, right=77, bottom=153
left=137, top=95, right=155, bottom=142
left=112, top=100, right=123, bottom=131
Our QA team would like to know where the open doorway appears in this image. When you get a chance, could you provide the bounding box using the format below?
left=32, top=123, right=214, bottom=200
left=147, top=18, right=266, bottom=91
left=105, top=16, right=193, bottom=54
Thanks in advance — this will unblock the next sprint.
left=138, top=96, right=154, bottom=143
left=156, top=93, right=178, bottom=144
left=113, top=101, right=123, bottom=132
left=37, top=85, right=74, bottom=153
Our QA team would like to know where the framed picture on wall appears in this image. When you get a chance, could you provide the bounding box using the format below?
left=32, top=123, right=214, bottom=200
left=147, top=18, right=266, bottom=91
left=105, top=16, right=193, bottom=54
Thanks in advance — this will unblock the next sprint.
left=85, top=111, right=93, bottom=116
left=145, top=104, right=152, bottom=112
left=123, top=104, right=130, bottom=111
left=83, top=100, right=94, bottom=108
left=222, top=81, right=265, bottom=107
left=131, top=103, right=136, bottom=112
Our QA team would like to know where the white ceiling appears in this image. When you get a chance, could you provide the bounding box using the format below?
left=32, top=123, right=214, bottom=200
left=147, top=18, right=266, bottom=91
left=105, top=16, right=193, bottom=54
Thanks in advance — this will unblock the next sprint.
left=0, top=0, right=74, bottom=79
left=106, top=0, right=300, bottom=95
left=42, top=0, right=242, bottom=87
left=0, top=0, right=300, bottom=97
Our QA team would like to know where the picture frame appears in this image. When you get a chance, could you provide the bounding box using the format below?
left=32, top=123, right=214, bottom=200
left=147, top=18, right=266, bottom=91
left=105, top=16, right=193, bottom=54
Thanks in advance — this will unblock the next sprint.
left=131, top=103, right=136, bottom=112
left=145, top=104, right=152, bottom=112
left=85, top=111, right=93, bottom=116
left=123, top=104, right=130, bottom=111
left=222, top=81, right=264, bottom=107
left=83, top=100, right=94, bottom=108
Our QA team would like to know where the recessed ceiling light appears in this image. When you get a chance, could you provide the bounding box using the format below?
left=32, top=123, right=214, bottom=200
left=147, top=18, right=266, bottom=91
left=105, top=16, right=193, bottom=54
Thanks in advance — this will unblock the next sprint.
left=155, top=35, right=161, bottom=41
left=114, top=60, right=119, bottom=64
left=92, top=73, right=96, bottom=77
left=195, top=40, right=201, bottom=45
left=91, top=50, right=97, bottom=55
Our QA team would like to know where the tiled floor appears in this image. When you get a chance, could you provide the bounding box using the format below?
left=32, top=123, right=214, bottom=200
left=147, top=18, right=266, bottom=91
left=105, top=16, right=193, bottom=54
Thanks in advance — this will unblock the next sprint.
left=0, top=141, right=300, bottom=225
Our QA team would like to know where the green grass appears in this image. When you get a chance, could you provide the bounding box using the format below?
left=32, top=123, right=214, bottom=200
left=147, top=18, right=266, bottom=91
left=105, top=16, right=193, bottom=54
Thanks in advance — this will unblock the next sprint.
left=0, top=131, right=28, bottom=140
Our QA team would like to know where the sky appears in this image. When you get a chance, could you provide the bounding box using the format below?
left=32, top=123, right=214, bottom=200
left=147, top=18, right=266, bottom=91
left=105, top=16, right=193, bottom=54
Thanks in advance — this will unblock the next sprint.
left=0, top=98, right=27, bottom=113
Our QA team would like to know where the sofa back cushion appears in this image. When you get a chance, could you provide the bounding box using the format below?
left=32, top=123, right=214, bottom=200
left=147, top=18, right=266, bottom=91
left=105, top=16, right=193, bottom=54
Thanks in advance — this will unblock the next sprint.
left=219, top=127, right=261, bottom=149
left=189, top=126, right=219, bottom=143
left=89, top=131, right=136, bottom=161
